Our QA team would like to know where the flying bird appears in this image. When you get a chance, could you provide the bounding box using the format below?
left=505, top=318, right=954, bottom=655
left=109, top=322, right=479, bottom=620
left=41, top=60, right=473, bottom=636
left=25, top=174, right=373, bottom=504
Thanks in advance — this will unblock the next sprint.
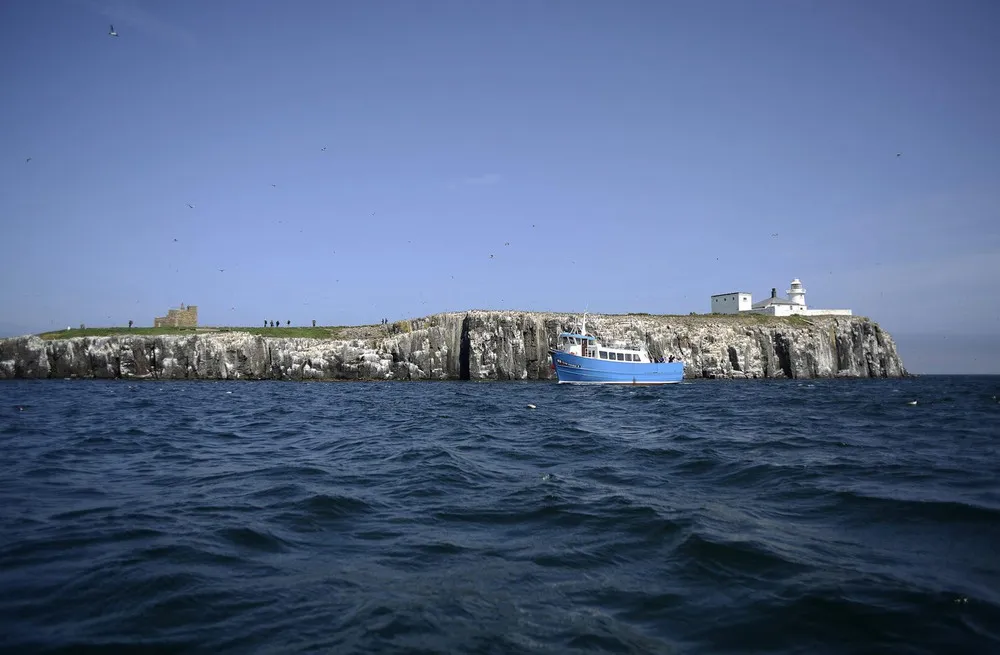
left=25, top=157, right=31, bottom=163
left=173, top=238, right=178, bottom=242
left=489, top=254, right=494, bottom=259
left=271, top=184, right=277, bottom=187
left=896, top=153, right=901, bottom=157
left=321, top=147, right=327, bottom=151
left=109, top=24, right=118, bottom=37
left=218, top=269, right=225, bottom=273
left=504, top=242, right=510, bottom=246
left=186, top=203, right=194, bottom=209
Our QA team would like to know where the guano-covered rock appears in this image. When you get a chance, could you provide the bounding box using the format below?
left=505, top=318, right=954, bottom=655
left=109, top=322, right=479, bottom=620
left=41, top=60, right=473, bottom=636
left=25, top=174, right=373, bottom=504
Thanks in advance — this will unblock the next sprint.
left=0, top=311, right=906, bottom=381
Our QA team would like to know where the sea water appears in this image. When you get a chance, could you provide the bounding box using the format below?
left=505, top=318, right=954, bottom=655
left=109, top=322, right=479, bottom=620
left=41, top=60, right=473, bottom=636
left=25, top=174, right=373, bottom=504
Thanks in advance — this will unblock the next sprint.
left=1, top=377, right=998, bottom=654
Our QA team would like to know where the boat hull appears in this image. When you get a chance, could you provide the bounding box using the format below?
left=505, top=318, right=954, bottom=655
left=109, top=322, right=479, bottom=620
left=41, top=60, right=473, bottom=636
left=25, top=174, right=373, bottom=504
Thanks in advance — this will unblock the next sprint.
left=549, top=350, right=684, bottom=385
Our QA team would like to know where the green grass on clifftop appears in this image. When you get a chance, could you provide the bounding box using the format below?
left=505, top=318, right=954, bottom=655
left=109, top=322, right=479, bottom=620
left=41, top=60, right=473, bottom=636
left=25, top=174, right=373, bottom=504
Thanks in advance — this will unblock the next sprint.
left=606, top=312, right=816, bottom=325
left=32, top=311, right=837, bottom=342
left=37, top=326, right=346, bottom=340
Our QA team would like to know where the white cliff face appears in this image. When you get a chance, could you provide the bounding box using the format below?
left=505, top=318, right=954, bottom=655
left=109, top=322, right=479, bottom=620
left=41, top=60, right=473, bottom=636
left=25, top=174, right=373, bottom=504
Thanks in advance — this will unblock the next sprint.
left=0, top=312, right=906, bottom=381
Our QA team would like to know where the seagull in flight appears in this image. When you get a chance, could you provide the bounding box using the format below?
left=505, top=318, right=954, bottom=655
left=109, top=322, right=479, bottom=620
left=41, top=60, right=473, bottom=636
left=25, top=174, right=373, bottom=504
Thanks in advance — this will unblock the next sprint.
left=109, top=24, right=118, bottom=37
left=25, top=157, right=31, bottom=163
left=186, top=203, right=194, bottom=209
left=218, top=268, right=225, bottom=273
left=321, top=147, right=327, bottom=151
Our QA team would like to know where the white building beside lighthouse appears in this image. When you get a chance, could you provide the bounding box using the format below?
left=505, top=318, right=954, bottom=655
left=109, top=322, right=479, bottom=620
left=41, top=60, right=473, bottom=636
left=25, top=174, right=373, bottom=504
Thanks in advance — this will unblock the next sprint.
left=710, top=278, right=852, bottom=317
left=710, top=291, right=753, bottom=314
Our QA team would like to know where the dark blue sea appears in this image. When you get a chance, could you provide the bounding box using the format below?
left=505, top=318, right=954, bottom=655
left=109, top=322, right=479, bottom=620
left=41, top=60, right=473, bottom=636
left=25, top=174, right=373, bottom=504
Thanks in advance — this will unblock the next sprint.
left=1, top=377, right=998, bottom=654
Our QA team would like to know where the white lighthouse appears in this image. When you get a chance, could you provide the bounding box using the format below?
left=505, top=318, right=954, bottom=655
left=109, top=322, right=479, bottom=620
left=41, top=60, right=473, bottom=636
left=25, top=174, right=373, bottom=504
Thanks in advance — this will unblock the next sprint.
left=710, top=276, right=852, bottom=316
left=787, top=278, right=807, bottom=307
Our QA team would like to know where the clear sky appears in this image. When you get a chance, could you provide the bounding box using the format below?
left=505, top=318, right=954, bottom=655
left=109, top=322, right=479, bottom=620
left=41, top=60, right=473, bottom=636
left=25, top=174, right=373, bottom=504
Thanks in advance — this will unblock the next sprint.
left=1, top=0, right=998, bottom=373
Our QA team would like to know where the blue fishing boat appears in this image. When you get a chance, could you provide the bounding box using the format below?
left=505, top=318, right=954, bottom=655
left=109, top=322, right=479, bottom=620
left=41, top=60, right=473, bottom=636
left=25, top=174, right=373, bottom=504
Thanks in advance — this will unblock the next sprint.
left=548, top=315, right=684, bottom=384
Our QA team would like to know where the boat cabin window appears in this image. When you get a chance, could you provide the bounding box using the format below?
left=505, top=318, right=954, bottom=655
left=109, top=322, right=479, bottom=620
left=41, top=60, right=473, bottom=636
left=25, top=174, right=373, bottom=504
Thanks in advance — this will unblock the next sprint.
left=599, top=351, right=608, bottom=359
left=616, top=353, right=624, bottom=361
left=625, top=353, right=633, bottom=362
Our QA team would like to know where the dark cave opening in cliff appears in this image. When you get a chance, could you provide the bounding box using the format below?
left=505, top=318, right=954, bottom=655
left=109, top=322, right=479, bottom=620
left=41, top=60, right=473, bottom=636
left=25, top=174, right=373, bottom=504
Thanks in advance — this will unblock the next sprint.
left=459, top=318, right=471, bottom=380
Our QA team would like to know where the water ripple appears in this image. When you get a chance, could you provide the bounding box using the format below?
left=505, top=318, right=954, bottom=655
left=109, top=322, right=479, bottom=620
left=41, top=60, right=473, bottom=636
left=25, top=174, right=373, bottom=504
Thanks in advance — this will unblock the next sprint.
left=1, top=376, right=998, bottom=653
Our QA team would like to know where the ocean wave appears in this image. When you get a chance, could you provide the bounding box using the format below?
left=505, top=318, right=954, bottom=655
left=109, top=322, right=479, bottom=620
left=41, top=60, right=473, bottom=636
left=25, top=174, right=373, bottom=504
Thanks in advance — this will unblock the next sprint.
left=1, top=377, right=998, bottom=653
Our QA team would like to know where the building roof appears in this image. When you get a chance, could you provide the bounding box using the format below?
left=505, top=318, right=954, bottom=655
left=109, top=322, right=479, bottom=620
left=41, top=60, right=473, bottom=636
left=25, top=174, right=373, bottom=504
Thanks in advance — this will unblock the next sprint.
left=711, top=291, right=752, bottom=297
left=752, top=297, right=799, bottom=308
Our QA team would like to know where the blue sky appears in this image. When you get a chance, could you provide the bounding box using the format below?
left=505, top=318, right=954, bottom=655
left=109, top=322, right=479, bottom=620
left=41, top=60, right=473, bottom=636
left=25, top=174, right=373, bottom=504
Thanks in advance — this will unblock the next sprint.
left=1, top=0, right=998, bottom=373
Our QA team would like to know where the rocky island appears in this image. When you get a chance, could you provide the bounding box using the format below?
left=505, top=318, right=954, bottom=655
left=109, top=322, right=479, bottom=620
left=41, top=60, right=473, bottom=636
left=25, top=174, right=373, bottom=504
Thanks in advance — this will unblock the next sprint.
left=0, top=311, right=906, bottom=381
